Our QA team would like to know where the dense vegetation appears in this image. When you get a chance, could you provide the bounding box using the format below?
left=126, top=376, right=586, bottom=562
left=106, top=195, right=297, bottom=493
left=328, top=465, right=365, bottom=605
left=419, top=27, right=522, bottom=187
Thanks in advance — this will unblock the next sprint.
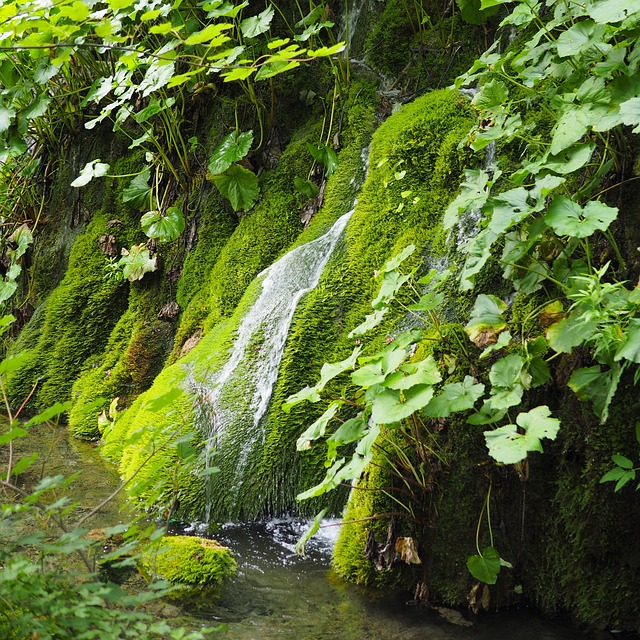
left=1, top=0, right=640, bottom=634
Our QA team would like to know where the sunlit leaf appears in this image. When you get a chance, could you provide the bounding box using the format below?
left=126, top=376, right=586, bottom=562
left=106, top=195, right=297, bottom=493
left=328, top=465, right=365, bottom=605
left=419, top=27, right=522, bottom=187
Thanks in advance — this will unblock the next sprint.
left=208, top=130, right=254, bottom=175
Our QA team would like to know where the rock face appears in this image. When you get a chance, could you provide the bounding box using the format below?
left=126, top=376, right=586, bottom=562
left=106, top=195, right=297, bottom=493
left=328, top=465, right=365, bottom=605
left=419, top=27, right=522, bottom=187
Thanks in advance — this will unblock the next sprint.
left=4, top=0, right=640, bottom=631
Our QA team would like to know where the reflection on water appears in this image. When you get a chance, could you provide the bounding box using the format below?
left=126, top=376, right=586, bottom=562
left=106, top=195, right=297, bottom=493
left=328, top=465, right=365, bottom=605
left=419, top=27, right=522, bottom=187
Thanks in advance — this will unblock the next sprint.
left=182, top=518, right=605, bottom=640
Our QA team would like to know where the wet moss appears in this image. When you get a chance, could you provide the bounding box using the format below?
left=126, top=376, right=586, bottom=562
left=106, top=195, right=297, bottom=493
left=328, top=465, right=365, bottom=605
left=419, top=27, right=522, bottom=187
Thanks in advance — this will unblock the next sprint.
left=143, top=535, right=236, bottom=600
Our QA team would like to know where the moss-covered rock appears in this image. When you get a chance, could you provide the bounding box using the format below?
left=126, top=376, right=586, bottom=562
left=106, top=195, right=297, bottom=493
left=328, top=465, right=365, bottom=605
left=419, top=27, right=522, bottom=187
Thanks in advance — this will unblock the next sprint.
left=143, top=535, right=236, bottom=600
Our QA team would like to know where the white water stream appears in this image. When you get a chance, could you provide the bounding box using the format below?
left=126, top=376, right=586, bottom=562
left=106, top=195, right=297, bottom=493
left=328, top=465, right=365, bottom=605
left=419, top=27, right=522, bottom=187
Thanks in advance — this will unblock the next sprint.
left=197, top=210, right=354, bottom=520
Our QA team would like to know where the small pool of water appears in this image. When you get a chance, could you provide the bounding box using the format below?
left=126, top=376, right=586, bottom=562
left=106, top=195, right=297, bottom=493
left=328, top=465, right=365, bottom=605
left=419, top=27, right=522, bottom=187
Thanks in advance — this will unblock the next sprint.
left=181, top=518, right=610, bottom=640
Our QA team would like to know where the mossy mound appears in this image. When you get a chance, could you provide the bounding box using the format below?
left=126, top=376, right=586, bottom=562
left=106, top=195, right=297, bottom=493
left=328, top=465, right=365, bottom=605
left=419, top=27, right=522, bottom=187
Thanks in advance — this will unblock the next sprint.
left=145, top=535, right=236, bottom=600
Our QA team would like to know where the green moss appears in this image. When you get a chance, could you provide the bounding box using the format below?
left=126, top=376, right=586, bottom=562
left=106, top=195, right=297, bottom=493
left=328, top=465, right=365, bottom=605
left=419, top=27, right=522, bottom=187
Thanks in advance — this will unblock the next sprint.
left=144, top=535, right=236, bottom=600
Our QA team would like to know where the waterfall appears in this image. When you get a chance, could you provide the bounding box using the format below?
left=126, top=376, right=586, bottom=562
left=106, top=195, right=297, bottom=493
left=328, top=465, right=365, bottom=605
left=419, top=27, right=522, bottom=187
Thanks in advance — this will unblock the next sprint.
left=193, top=211, right=354, bottom=521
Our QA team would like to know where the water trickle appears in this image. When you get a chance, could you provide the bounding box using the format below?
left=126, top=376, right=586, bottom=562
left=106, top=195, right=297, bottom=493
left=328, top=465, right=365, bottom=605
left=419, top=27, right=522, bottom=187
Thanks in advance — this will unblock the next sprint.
left=194, top=210, right=354, bottom=521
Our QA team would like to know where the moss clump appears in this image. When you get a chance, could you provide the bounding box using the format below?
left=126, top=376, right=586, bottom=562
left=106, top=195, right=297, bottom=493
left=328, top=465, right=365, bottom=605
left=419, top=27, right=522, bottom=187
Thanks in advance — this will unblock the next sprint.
left=145, top=535, right=236, bottom=600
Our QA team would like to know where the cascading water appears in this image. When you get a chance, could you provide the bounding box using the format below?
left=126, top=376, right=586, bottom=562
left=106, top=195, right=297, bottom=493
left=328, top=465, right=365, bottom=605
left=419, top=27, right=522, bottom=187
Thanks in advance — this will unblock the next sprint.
left=191, top=210, right=354, bottom=522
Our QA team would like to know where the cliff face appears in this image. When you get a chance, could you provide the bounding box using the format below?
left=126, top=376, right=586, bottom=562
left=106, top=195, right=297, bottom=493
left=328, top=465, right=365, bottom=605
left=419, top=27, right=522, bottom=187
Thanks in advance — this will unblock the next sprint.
left=3, top=0, right=640, bottom=631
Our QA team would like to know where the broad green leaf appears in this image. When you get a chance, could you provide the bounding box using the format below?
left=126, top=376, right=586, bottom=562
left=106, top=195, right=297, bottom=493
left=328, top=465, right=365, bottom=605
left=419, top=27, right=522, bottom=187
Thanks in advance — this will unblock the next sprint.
left=615, top=319, right=640, bottom=363
left=369, top=384, right=434, bottom=424
left=0, top=104, right=16, bottom=133
left=488, top=187, right=532, bottom=235
left=381, top=244, right=415, bottom=273
left=348, top=308, right=388, bottom=337
left=460, top=229, right=498, bottom=291
left=545, top=196, right=617, bottom=238
left=619, top=97, right=640, bottom=134
left=585, top=0, right=640, bottom=24
left=485, top=384, right=524, bottom=411
left=351, top=361, right=387, bottom=387
left=240, top=6, right=275, bottom=39
left=465, top=294, right=507, bottom=346
left=211, top=164, right=259, bottom=211
left=316, top=346, right=361, bottom=390
left=489, top=354, right=525, bottom=389
left=541, top=142, right=594, bottom=176
left=371, top=270, right=411, bottom=310
left=550, top=108, right=590, bottom=155
left=296, top=401, right=341, bottom=450
left=21, top=94, right=50, bottom=120
left=208, top=130, right=254, bottom=175
left=122, top=168, right=152, bottom=207
left=472, top=79, right=509, bottom=111
left=184, top=23, right=233, bottom=45
left=328, top=416, right=368, bottom=445
left=407, top=290, right=445, bottom=312
left=295, top=5, right=325, bottom=27
left=467, top=547, right=501, bottom=584
left=443, top=169, right=491, bottom=230
left=221, top=67, right=256, bottom=82
left=282, top=385, right=321, bottom=412
left=424, top=376, right=485, bottom=417
left=547, top=313, right=597, bottom=352
left=384, top=355, right=442, bottom=390
left=568, top=364, right=622, bottom=424
left=556, top=20, right=599, bottom=58
left=484, top=405, right=559, bottom=464
left=0, top=351, right=30, bottom=376
left=141, top=206, right=185, bottom=242
left=307, top=43, right=346, bottom=57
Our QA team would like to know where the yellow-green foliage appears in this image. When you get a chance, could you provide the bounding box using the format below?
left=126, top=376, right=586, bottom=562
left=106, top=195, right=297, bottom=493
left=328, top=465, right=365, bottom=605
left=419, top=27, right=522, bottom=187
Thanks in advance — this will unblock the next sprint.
left=5, top=148, right=148, bottom=412
left=262, top=88, right=474, bottom=515
left=145, top=535, right=236, bottom=598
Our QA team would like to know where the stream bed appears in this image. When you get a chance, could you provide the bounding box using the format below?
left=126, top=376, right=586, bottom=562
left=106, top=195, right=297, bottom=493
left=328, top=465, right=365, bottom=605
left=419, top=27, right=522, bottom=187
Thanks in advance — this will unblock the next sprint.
left=22, top=426, right=622, bottom=640
left=184, top=518, right=610, bottom=640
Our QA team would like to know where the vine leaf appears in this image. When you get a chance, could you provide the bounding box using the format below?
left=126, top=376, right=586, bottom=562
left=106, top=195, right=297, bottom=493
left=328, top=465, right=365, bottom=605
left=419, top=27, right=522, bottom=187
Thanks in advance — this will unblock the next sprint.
left=545, top=196, right=618, bottom=238
left=211, top=164, right=259, bottom=211
left=240, top=6, right=275, bottom=39
left=122, top=167, right=152, bottom=207
left=140, top=206, right=185, bottom=242
left=619, top=97, right=640, bottom=134
left=119, top=244, right=157, bottom=281
left=467, top=547, right=501, bottom=585
left=484, top=405, right=560, bottom=464
left=424, top=376, right=485, bottom=418
left=208, top=130, right=253, bottom=175
left=615, top=318, right=640, bottom=363
left=368, top=384, right=434, bottom=424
